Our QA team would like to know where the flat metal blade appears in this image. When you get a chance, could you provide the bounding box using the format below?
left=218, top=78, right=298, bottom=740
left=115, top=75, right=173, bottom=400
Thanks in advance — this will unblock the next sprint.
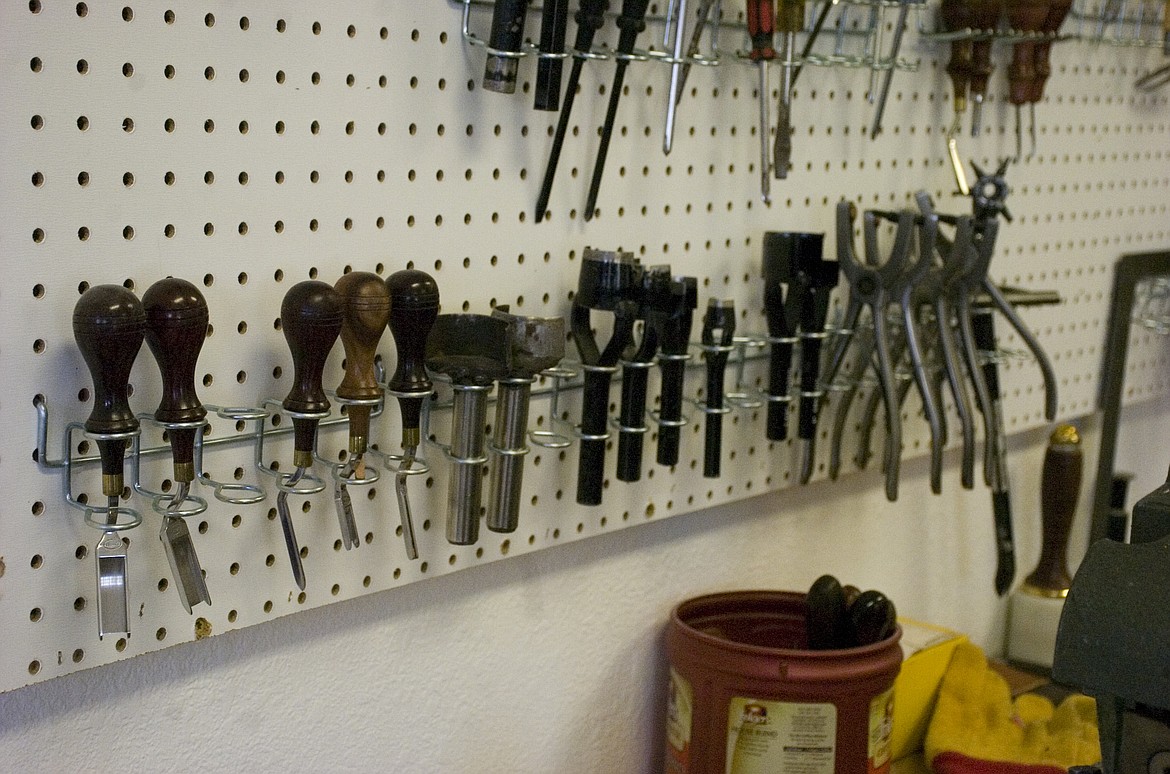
left=161, top=515, right=211, bottom=613
left=334, top=481, right=360, bottom=550
left=276, top=491, right=307, bottom=590
left=96, top=530, right=129, bottom=639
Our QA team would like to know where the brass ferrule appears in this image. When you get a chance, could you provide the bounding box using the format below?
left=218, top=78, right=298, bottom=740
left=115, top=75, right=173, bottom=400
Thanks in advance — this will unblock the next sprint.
left=1020, top=582, right=1069, bottom=599
left=1049, top=423, right=1080, bottom=447
left=401, top=427, right=421, bottom=449
left=349, top=435, right=367, bottom=456
left=292, top=449, right=314, bottom=469
left=102, top=473, right=123, bottom=497
left=954, top=95, right=967, bottom=114
left=173, top=462, right=195, bottom=483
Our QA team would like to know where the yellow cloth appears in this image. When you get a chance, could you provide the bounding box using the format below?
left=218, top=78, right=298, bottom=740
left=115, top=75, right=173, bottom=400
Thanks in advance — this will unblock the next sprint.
left=923, top=643, right=1100, bottom=768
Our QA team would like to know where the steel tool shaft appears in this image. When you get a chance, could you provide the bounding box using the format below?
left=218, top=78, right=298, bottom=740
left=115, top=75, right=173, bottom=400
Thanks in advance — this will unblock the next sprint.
left=73, top=284, right=147, bottom=637
left=773, top=0, right=802, bottom=177
left=663, top=0, right=689, bottom=154
left=426, top=314, right=511, bottom=545
left=386, top=270, right=440, bottom=560
left=487, top=309, right=565, bottom=533
left=143, top=277, right=212, bottom=613
left=969, top=0, right=1005, bottom=136
left=616, top=266, right=671, bottom=482
left=747, top=0, right=777, bottom=198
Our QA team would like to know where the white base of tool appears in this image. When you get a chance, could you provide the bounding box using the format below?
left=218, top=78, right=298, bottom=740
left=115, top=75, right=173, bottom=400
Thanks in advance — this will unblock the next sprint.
left=1005, top=587, right=1068, bottom=669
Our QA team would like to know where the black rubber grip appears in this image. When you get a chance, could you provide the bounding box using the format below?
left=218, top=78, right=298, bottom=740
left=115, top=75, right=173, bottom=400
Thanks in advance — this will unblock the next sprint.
left=704, top=352, right=729, bottom=478
left=798, top=334, right=824, bottom=439
left=577, top=368, right=613, bottom=505
left=616, top=363, right=649, bottom=482
left=766, top=340, right=794, bottom=440
left=972, top=311, right=1000, bottom=396
left=534, top=0, right=569, bottom=110
left=656, top=358, right=686, bottom=466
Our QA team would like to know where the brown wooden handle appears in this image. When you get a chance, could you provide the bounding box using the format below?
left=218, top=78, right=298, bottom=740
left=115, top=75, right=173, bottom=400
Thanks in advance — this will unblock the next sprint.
left=1006, top=0, right=1051, bottom=105
left=281, top=281, right=343, bottom=454
left=335, top=271, right=391, bottom=402
left=941, top=0, right=976, bottom=110
left=386, top=270, right=439, bottom=444
left=969, top=0, right=1006, bottom=98
left=73, top=284, right=147, bottom=488
left=1026, top=424, right=1082, bottom=592
left=143, top=278, right=208, bottom=426
left=1031, top=0, right=1071, bottom=102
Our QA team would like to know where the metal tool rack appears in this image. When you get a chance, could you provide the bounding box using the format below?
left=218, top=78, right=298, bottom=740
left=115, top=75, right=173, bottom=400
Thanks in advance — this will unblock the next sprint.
left=2, top=0, right=1168, bottom=692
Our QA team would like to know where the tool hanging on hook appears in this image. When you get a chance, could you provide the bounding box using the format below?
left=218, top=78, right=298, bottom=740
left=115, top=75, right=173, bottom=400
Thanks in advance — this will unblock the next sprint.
left=939, top=0, right=975, bottom=192
left=534, top=0, right=611, bottom=222
left=1005, top=0, right=1051, bottom=159
left=773, top=0, right=803, bottom=178
left=333, top=272, right=392, bottom=551
left=746, top=0, right=777, bottom=199
left=663, top=0, right=690, bottom=154
left=583, top=0, right=652, bottom=221
left=535, top=0, right=571, bottom=110
left=701, top=299, right=736, bottom=478
left=142, top=277, right=213, bottom=614
left=655, top=274, right=697, bottom=467
left=277, top=281, right=343, bottom=590
left=426, top=314, right=511, bottom=546
left=483, top=0, right=532, bottom=94
left=571, top=248, right=639, bottom=505
left=385, top=270, right=440, bottom=560
left=73, top=284, right=147, bottom=638
left=616, top=266, right=671, bottom=482
left=969, top=0, right=1005, bottom=137
left=487, top=308, right=565, bottom=533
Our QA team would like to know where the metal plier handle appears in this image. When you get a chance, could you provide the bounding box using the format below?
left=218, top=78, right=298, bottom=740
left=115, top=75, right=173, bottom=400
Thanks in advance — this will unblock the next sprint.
left=853, top=210, right=945, bottom=495
left=824, top=201, right=915, bottom=502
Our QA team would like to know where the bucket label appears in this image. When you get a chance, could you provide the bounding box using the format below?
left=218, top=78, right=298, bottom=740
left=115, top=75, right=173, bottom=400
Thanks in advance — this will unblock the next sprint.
left=867, top=687, right=895, bottom=774
left=725, top=698, right=836, bottom=774
left=665, top=668, right=693, bottom=774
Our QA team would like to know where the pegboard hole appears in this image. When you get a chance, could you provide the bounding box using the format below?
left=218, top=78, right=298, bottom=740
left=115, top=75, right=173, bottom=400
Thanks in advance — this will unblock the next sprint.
left=263, top=601, right=273, bottom=613
left=122, top=62, right=134, bottom=78
left=77, top=227, right=89, bottom=242
left=31, top=114, right=44, bottom=130
left=121, top=117, right=133, bottom=133
left=28, top=57, right=41, bottom=73
left=29, top=0, right=40, bottom=12
left=239, top=16, right=249, bottom=30
left=72, top=649, right=84, bottom=664
left=76, top=2, right=87, bottom=16
left=28, top=661, right=39, bottom=676
left=204, top=12, right=214, bottom=27
left=30, top=555, right=42, bottom=569
left=158, top=577, right=168, bottom=592
left=74, top=597, right=85, bottom=612
left=29, top=608, right=41, bottom=622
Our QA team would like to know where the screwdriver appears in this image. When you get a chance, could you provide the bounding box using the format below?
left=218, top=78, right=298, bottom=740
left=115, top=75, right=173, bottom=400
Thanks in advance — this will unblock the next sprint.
left=701, top=299, right=736, bottom=478
left=773, top=0, right=802, bottom=178
left=973, top=310, right=1015, bottom=595
left=278, top=281, right=343, bottom=590
left=73, top=284, right=146, bottom=638
left=333, top=272, right=392, bottom=550
left=534, top=0, right=570, bottom=110
left=746, top=0, right=777, bottom=199
left=583, top=0, right=652, bottom=221
left=663, top=0, right=689, bottom=154
left=142, top=277, right=212, bottom=613
left=385, top=270, right=440, bottom=560
left=869, top=0, right=911, bottom=139
left=484, top=0, right=531, bottom=94
left=534, top=0, right=611, bottom=222
left=969, top=0, right=1006, bottom=136
left=1006, top=0, right=1050, bottom=158
left=673, top=0, right=717, bottom=105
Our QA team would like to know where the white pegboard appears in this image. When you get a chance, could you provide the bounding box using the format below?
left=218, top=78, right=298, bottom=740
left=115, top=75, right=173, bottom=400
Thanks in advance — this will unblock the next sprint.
left=1, top=0, right=1168, bottom=692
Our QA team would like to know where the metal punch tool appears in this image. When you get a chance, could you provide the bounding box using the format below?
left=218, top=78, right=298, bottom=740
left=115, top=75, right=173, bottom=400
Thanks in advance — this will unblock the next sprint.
left=825, top=201, right=915, bottom=501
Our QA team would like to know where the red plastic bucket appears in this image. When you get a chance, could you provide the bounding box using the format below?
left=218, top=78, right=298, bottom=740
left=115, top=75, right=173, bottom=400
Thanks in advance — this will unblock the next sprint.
left=664, top=590, right=903, bottom=774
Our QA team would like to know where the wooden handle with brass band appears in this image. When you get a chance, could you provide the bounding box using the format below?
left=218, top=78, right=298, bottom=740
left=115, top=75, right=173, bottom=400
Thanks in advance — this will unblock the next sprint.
left=143, top=277, right=209, bottom=483
left=281, top=281, right=343, bottom=467
left=1025, top=424, right=1082, bottom=595
left=335, top=272, right=391, bottom=457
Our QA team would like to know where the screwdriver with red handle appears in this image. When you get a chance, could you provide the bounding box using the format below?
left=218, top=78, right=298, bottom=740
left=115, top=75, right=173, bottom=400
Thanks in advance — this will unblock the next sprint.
left=747, top=0, right=776, bottom=201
